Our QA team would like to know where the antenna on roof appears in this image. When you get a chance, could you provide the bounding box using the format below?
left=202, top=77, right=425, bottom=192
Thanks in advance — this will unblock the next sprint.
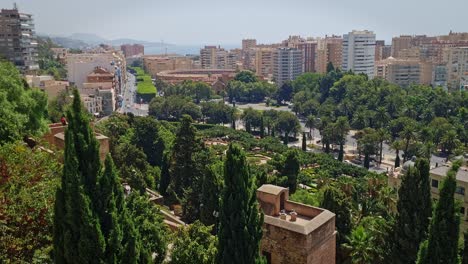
left=13, top=2, right=18, bottom=10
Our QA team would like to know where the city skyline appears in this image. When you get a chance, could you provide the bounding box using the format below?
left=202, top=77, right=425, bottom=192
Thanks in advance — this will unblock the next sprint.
left=5, top=0, right=468, bottom=45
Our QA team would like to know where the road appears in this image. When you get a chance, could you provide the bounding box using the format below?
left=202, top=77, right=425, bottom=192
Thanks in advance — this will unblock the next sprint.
left=119, top=72, right=149, bottom=116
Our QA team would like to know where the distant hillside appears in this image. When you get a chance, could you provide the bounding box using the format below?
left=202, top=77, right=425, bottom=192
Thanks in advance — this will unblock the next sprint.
left=69, top=33, right=107, bottom=45
left=40, top=33, right=174, bottom=49
left=38, top=35, right=91, bottom=49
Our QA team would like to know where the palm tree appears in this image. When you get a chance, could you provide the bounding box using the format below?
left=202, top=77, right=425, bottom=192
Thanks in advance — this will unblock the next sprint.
left=343, top=226, right=374, bottom=264
left=334, top=117, right=351, bottom=162
left=441, top=130, right=461, bottom=159
left=374, top=106, right=390, bottom=129
left=399, top=125, right=417, bottom=162
left=390, top=140, right=404, bottom=168
left=358, top=128, right=378, bottom=169
left=375, top=128, right=390, bottom=166
left=305, top=115, right=316, bottom=141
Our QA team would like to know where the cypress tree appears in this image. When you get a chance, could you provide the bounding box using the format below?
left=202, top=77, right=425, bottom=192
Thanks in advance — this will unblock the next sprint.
left=463, top=230, right=468, bottom=264
left=338, top=144, right=344, bottom=161
left=158, top=151, right=171, bottom=196
left=53, top=89, right=105, bottom=263
left=392, top=159, right=432, bottom=264
left=417, top=161, right=462, bottom=264
left=302, top=132, right=307, bottom=151
left=282, top=149, right=300, bottom=194
left=200, top=162, right=222, bottom=228
left=320, top=187, right=352, bottom=263
left=217, top=144, right=263, bottom=264
left=96, top=155, right=124, bottom=263
left=260, top=117, right=265, bottom=138
left=169, top=115, right=200, bottom=200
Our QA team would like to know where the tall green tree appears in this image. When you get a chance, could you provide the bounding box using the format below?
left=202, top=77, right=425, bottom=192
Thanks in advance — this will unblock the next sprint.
left=0, top=60, right=48, bottom=144
left=463, top=231, right=468, bottom=264
left=53, top=89, right=105, bottom=263
left=302, top=132, right=307, bottom=151
left=217, top=144, right=263, bottom=264
left=95, top=155, right=125, bottom=263
left=170, top=221, right=218, bottom=264
left=126, top=192, right=168, bottom=264
left=416, top=161, right=462, bottom=264
left=282, top=149, right=300, bottom=193
left=200, top=162, right=223, bottom=228
left=392, top=159, right=432, bottom=264
left=168, top=115, right=201, bottom=200
left=320, top=187, right=352, bottom=263
left=334, top=116, right=350, bottom=162
left=305, top=115, right=316, bottom=140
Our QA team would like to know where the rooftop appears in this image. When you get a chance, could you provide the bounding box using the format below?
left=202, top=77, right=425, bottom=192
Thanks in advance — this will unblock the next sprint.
left=430, top=165, right=468, bottom=183
left=257, top=184, right=335, bottom=235
left=257, top=184, right=285, bottom=196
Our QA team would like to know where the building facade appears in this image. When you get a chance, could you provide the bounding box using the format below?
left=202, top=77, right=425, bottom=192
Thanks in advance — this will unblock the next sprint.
left=273, top=48, right=303, bottom=87
left=242, top=39, right=257, bottom=50
left=120, top=44, right=144, bottom=57
left=375, top=40, right=385, bottom=61
left=0, top=6, right=39, bottom=72
left=255, top=48, right=274, bottom=78
left=66, top=51, right=125, bottom=92
left=342, top=30, right=376, bottom=78
left=446, top=47, right=468, bottom=92
left=142, top=55, right=194, bottom=76
left=257, top=185, right=336, bottom=264
left=296, top=41, right=317, bottom=72
left=375, top=57, right=422, bottom=87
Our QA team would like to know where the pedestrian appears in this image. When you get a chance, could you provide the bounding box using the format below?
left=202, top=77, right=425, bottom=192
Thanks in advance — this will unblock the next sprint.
left=60, top=114, right=68, bottom=126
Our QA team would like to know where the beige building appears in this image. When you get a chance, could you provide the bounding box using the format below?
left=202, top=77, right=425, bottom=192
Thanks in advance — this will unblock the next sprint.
left=257, top=184, right=336, bottom=264
left=242, top=39, right=257, bottom=50
left=143, top=55, right=193, bottom=77
left=375, top=40, right=385, bottom=61
left=255, top=48, right=274, bottom=78
left=26, top=75, right=69, bottom=100
left=446, top=47, right=468, bottom=92
left=375, top=57, right=431, bottom=87
left=391, top=35, right=413, bottom=57
left=51, top=48, right=68, bottom=62
left=430, top=165, right=468, bottom=220
left=388, top=161, right=468, bottom=225
left=316, top=36, right=344, bottom=73
left=200, top=45, right=240, bottom=70
left=398, top=47, right=421, bottom=60
left=39, top=80, right=69, bottom=100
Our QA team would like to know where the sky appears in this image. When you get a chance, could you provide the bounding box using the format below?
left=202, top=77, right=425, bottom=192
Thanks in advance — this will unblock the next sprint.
left=3, top=0, right=467, bottom=46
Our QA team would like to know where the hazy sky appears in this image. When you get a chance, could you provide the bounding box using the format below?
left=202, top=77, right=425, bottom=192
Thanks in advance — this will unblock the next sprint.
left=3, top=0, right=467, bottom=45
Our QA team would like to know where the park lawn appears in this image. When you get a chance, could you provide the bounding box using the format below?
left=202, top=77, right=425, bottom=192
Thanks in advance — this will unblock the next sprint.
left=130, top=66, right=157, bottom=94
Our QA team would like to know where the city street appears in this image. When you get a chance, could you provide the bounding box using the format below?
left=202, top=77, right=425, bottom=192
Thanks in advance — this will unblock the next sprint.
left=119, top=72, right=149, bottom=116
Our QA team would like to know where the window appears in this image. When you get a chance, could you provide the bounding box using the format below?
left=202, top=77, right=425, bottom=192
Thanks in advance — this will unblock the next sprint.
left=461, top=207, right=465, bottom=215
left=456, top=186, right=465, bottom=195
left=431, top=179, right=439, bottom=188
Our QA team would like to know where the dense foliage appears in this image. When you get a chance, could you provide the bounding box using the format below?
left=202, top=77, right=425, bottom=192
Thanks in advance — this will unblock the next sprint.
left=0, top=143, right=61, bottom=262
left=37, top=37, right=67, bottom=80
left=0, top=61, right=49, bottom=144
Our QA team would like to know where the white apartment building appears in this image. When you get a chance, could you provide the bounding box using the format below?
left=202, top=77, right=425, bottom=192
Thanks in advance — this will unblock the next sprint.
left=273, top=48, right=303, bottom=87
left=66, top=51, right=125, bottom=89
left=342, top=30, right=376, bottom=78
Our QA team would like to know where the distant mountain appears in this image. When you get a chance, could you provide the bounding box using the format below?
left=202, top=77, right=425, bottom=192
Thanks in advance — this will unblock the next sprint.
left=109, top=38, right=174, bottom=47
left=40, top=33, right=174, bottom=49
left=38, top=35, right=90, bottom=49
left=69, top=33, right=107, bottom=45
